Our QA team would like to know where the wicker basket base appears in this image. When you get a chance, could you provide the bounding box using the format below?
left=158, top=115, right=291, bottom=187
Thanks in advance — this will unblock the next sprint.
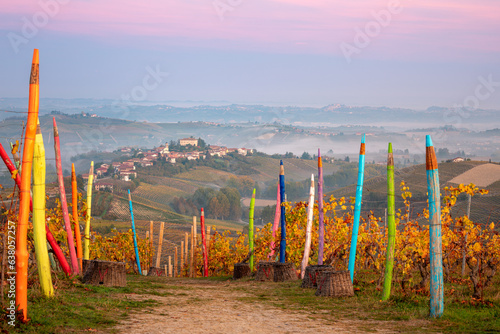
left=256, top=261, right=275, bottom=281
left=315, top=270, right=354, bottom=297
left=273, top=262, right=298, bottom=282
left=233, top=262, right=251, bottom=279
left=301, top=265, right=333, bottom=288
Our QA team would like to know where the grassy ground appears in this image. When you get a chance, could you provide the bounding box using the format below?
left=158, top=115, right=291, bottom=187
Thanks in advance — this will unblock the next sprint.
left=2, top=272, right=499, bottom=333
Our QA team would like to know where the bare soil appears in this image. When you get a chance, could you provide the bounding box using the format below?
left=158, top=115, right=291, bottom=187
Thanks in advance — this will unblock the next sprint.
left=109, top=279, right=437, bottom=334
left=449, top=163, right=500, bottom=187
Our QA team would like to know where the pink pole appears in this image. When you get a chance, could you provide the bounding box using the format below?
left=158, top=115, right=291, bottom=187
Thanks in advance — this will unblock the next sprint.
left=268, top=183, right=280, bottom=259
left=53, top=117, right=79, bottom=274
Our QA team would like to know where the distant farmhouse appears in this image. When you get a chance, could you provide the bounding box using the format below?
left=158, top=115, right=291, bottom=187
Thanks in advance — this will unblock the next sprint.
left=179, top=138, right=198, bottom=146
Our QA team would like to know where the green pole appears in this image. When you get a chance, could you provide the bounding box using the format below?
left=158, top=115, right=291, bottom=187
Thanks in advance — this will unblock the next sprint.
left=249, top=188, right=256, bottom=271
left=382, top=143, right=395, bottom=300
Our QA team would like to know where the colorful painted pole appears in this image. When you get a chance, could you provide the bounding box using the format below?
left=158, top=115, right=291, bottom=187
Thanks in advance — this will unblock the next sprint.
left=268, top=183, right=280, bottom=260
left=83, top=161, right=94, bottom=260
left=348, top=134, right=366, bottom=281
left=33, top=120, right=54, bottom=297
left=382, top=143, right=396, bottom=300
left=249, top=188, right=256, bottom=271
left=279, top=160, right=286, bottom=263
left=200, top=208, right=208, bottom=277
left=16, top=49, right=40, bottom=321
left=71, top=164, right=83, bottom=272
left=426, top=135, right=444, bottom=318
left=317, top=149, right=324, bottom=265
left=128, top=190, right=142, bottom=274
left=53, top=117, right=79, bottom=274
left=300, top=174, right=315, bottom=278
left=0, top=142, right=70, bottom=275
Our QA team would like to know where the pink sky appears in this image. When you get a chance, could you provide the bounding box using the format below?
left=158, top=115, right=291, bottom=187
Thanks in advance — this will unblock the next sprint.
left=2, top=0, right=500, bottom=60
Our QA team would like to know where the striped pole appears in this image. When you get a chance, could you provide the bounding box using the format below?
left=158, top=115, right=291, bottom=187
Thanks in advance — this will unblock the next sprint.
left=382, top=143, right=396, bottom=300
left=348, top=134, right=366, bottom=281
left=53, top=117, right=79, bottom=274
left=83, top=161, right=94, bottom=260
left=279, top=160, right=286, bottom=263
left=128, top=189, right=142, bottom=274
left=249, top=189, right=256, bottom=271
left=426, top=135, right=444, bottom=318
left=16, top=49, right=40, bottom=320
left=33, top=119, right=54, bottom=296
left=317, top=149, right=324, bottom=265
left=300, top=174, right=315, bottom=278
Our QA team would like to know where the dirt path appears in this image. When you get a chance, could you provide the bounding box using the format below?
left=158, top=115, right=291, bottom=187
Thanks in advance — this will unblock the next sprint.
left=111, top=279, right=434, bottom=334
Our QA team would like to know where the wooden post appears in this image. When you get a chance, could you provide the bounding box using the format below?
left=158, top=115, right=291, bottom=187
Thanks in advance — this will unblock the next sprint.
left=190, top=227, right=194, bottom=277
left=185, top=232, right=189, bottom=265
left=426, top=135, right=444, bottom=318
left=462, top=194, right=471, bottom=276
left=168, top=256, right=172, bottom=277
left=155, top=222, right=165, bottom=268
left=207, top=226, right=211, bottom=250
left=200, top=209, right=208, bottom=277
left=180, top=241, right=184, bottom=276
left=149, top=220, right=154, bottom=267
left=174, top=247, right=178, bottom=277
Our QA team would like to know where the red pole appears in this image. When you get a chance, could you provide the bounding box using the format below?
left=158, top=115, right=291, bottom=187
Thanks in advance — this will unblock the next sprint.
left=0, top=140, right=71, bottom=275
left=200, top=208, right=208, bottom=277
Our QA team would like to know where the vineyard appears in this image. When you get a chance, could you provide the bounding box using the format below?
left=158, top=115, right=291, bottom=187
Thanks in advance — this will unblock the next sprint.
left=79, top=182, right=500, bottom=303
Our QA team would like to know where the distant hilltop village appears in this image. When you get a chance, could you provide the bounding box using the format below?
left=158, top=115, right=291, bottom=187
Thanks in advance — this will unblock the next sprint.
left=86, top=137, right=253, bottom=182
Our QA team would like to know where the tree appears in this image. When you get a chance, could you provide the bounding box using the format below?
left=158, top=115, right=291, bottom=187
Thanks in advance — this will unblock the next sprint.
left=260, top=205, right=276, bottom=225
left=344, top=156, right=350, bottom=162
left=221, top=187, right=242, bottom=220
left=216, top=192, right=230, bottom=220
left=192, top=188, right=217, bottom=209
left=208, top=197, right=221, bottom=219
left=301, top=151, right=312, bottom=160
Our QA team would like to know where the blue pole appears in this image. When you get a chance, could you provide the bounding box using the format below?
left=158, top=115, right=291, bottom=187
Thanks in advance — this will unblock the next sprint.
left=348, top=134, right=366, bottom=281
left=426, top=135, right=444, bottom=318
left=128, top=189, right=142, bottom=275
left=279, top=160, right=286, bottom=263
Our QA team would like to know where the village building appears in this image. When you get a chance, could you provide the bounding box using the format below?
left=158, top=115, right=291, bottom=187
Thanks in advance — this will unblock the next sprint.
left=179, top=138, right=198, bottom=146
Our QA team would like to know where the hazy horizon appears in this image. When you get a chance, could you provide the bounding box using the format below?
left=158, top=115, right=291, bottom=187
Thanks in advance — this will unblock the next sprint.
left=1, top=1, right=500, bottom=110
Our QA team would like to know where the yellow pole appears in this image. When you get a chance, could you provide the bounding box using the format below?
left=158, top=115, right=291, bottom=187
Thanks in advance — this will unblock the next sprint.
left=33, top=119, right=54, bottom=297
left=83, top=161, right=94, bottom=259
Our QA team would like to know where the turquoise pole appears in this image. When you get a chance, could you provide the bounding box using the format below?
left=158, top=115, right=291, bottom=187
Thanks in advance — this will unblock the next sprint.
left=426, top=135, right=444, bottom=318
left=348, top=134, right=366, bottom=281
left=128, top=189, right=142, bottom=275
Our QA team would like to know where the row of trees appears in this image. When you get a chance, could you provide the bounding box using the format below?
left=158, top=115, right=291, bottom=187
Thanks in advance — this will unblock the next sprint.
left=172, top=187, right=242, bottom=220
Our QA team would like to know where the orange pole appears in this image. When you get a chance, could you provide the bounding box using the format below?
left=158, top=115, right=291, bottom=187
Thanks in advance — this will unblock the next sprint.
left=72, top=164, right=83, bottom=272
left=16, top=49, right=40, bottom=322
